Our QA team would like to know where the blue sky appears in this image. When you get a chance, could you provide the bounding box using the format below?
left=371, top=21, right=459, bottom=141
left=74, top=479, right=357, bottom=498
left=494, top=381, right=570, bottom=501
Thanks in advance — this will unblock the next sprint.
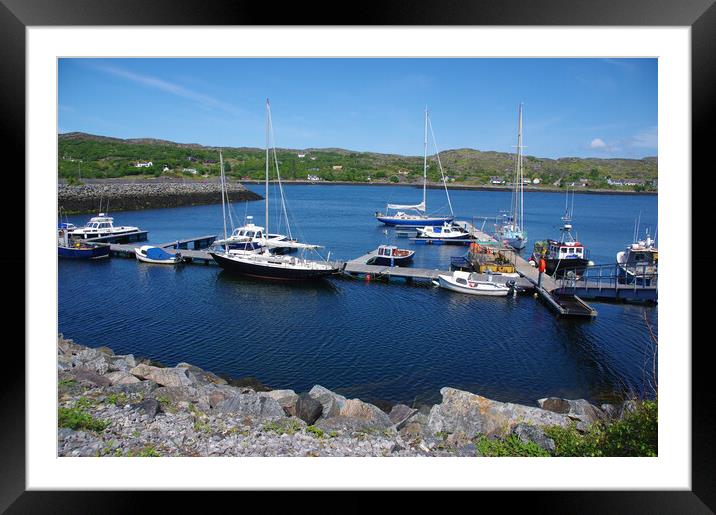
left=58, top=58, right=657, bottom=159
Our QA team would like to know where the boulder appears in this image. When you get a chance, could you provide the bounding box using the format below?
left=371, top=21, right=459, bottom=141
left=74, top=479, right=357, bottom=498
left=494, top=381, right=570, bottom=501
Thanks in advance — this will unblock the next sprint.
left=295, top=393, right=323, bottom=425
left=214, top=391, right=286, bottom=420
left=67, top=368, right=112, bottom=387
left=129, top=364, right=192, bottom=387
left=132, top=399, right=160, bottom=420
left=176, top=363, right=228, bottom=386
left=339, top=399, right=392, bottom=429
left=388, top=404, right=417, bottom=429
left=108, top=354, right=136, bottom=372
left=600, top=403, right=619, bottom=420
left=72, top=348, right=112, bottom=375
left=428, top=388, right=571, bottom=438
left=104, top=371, right=140, bottom=385
left=511, top=422, right=556, bottom=453
left=57, top=335, right=85, bottom=356
left=314, top=416, right=394, bottom=435
left=96, top=346, right=115, bottom=356
left=151, top=386, right=200, bottom=404
left=618, top=400, right=639, bottom=420
left=538, top=397, right=606, bottom=430
left=259, top=390, right=299, bottom=416
left=308, top=385, right=347, bottom=419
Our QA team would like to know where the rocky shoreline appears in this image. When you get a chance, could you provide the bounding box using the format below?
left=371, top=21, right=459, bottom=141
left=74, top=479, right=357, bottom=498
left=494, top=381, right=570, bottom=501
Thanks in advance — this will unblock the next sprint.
left=58, top=180, right=262, bottom=214
left=57, top=336, right=642, bottom=457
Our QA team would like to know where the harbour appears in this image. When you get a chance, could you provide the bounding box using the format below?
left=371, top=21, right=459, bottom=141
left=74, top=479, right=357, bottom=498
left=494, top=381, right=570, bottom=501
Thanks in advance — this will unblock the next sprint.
left=58, top=184, right=658, bottom=407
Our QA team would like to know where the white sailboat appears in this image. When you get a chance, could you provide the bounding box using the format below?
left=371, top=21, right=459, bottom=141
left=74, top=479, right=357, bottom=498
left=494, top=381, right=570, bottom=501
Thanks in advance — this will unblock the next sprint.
left=210, top=99, right=344, bottom=281
left=375, top=106, right=455, bottom=226
left=495, top=103, right=527, bottom=250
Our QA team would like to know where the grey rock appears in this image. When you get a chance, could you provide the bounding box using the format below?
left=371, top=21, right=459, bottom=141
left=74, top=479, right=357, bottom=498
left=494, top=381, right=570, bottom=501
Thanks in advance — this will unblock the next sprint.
left=339, top=398, right=392, bottom=429
left=68, top=368, right=112, bottom=387
left=108, top=354, right=136, bottom=372
left=260, top=389, right=299, bottom=416
left=538, top=397, right=606, bottom=429
left=133, top=399, right=160, bottom=420
left=215, top=391, right=285, bottom=420
left=388, top=404, right=417, bottom=429
left=176, top=362, right=228, bottom=386
left=104, top=371, right=140, bottom=385
left=511, top=422, right=556, bottom=453
left=151, top=386, right=200, bottom=404
left=618, top=400, right=639, bottom=420
left=109, top=379, right=159, bottom=397
left=308, top=385, right=347, bottom=419
left=294, top=393, right=323, bottom=425
left=455, top=444, right=478, bottom=457
left=428, top=387, right=571, bottom=438
left=129, top=364, right=192, bottom=387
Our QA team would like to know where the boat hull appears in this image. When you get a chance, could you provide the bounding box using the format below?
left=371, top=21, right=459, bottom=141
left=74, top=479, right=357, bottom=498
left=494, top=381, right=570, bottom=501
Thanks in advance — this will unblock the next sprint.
left=542, top=258, right=590, bottom=279
left=376, top=215, right=454, bottom=227
left=58, top=244, right=110, bottom=259
left=502, top=236, right=527, bottom=250
left=437, top=275, right=510, bottom=296
left=371, top=254, right=414, bottom=267
left=210, top=252, right=342, bottom=281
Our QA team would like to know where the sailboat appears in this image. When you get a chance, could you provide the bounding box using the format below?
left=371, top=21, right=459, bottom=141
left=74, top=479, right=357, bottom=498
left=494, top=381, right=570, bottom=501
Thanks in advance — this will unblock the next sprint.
left=209, top=99, right=344, bottom=281
left=495, top=103, right=527, bottom=250
left=374, top=107, right=455, bottom=226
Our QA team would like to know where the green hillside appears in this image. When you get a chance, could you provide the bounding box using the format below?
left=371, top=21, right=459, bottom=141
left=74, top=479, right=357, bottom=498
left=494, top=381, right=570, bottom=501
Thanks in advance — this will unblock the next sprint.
left=58, top=132, right=658, bottom=192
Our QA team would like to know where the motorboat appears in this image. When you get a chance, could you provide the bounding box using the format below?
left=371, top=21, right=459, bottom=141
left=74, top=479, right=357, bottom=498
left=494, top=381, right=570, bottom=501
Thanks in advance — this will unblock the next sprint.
left=212, top=216, right=288, bottom=252
left=416, top=222, right=471, bottom=239
left=436, top=270, right=513, bottom=296
left=134, top=245, right=183, bottom=264
left=369, top=245, right=415, bottom=266
left=57, top=227, right=110, bottom=259
left=69, top=213, right=140, bottom=240
left=616, top=228, right=657, bottom=285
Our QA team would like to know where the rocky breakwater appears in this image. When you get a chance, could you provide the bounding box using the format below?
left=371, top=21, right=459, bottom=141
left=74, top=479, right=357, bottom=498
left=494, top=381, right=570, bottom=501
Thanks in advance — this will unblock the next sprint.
left=57, top=335, right=641, bottom=457
left=58, top=179, right=262, bottom=214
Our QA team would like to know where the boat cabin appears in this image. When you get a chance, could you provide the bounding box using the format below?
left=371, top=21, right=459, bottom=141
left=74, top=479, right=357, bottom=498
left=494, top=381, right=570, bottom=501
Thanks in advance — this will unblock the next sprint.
left=82, top=215, right=115, bottom=231
left=377, top=245, right=411, bottom=258
left=543, top=239, right=586, bottom=260
left=230, top=223, right=265, bottom=241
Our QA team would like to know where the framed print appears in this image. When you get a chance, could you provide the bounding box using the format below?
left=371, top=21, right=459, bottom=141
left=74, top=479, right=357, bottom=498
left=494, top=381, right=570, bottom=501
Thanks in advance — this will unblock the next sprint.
left=2, top=0, right=711, bottom=510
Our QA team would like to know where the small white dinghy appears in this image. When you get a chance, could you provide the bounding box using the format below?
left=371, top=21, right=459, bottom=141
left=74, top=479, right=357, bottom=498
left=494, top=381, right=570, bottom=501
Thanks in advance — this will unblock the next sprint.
left=435, top=270, right=512, bottom=296
left=135, top=245, right=183, bottom=264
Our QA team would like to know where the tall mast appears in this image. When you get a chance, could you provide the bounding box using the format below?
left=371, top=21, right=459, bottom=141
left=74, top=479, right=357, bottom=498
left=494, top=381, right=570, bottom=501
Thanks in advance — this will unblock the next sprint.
left=219, top=150, right=228, bottom=251
left=423, top=105, right=428, bottom=211
left=265, top=98, right=270, bottom=237
left=518, top=103, right=524, bottom=231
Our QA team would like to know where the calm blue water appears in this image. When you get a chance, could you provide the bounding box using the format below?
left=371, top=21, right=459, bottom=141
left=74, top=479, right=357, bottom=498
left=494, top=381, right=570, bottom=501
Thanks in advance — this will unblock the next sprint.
left=59, top=185, right=658, bottom=406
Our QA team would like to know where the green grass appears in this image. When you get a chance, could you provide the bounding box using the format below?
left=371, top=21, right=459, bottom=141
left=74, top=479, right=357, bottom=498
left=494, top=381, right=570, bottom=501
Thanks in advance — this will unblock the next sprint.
left=58, top=407, right=108, bottom=432
left=306, top=425, right=325, bottom=439
left=475, top=435, right=550, bottom=457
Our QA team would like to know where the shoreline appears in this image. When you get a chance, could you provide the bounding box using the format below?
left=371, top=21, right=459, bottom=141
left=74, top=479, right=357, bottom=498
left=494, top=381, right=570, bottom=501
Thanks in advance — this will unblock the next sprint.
left=57, top=335, right=654, bottom=458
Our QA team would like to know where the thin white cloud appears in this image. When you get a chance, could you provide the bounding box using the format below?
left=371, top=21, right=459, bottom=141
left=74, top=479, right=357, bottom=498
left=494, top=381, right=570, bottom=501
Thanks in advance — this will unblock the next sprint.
left=629, top=126, right=657, bottom=148
left=91, top=63, right=243, bottom=116
left=590, top=138, right=606, bottom=149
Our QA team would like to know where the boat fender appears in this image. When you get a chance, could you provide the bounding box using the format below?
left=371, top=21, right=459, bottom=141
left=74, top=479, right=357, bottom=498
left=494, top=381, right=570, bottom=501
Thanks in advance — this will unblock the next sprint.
left=366, top=274, right=371, bottom=281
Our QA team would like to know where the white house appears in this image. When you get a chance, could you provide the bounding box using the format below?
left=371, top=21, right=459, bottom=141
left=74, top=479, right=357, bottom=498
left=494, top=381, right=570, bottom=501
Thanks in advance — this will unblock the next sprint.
left=182, top=168, right=198, bottom=175
left=135, top=161, right=153, bottom=168
left=489, top=176, right=505, bottom=184
left=307, top=174, right=321, bottom=181
left=532, top=178, right=541, bottom=184
left=332, top=165, right=343, bottom=171
left=297, top=153, right=306, bottom=158
left=163, top=166, right=170, bottom=172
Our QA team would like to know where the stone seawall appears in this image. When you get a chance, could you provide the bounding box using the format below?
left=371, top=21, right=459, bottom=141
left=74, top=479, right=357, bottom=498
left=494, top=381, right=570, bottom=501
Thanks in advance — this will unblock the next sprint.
left=57, top=336, right=640, bottom=458
left=58, top=180, right=262, bottom=214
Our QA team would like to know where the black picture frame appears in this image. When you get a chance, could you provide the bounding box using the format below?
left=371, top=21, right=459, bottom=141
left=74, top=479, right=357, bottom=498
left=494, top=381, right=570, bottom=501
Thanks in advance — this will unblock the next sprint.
left=2, top=0, right=709, bottom=510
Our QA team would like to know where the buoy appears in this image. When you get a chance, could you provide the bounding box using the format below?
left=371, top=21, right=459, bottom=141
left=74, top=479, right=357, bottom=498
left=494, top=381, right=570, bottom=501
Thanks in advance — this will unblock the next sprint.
left=365, top=274, right=371, bottom=282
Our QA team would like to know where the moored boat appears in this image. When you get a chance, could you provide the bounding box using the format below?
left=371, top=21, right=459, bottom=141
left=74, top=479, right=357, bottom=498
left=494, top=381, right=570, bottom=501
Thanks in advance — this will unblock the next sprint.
left=70, top=213, right=140, bottom=240
left=375, top=106, right=454, bottom=227
left=616, top=228, right=657, bottom=285
left=58, top=227, right=110, bottom=259
left=210, top=99, right=343, bottom=281
left=436, top=270, right=513, bottom=296
left=134, top=245, right=183, bottom=264
left=369, top=245, right=415, bottom=266
left=416, top=222, right=471, bottom=240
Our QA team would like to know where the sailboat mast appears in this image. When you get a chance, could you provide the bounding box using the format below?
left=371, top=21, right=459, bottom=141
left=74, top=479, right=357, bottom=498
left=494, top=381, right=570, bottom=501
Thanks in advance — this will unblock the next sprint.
left=219, top=150, right=228, bottom=251
left=423, top=105, right=428, bottom=211
left=518, top=103, right=524, bottom=230
left=265, top=98, right=270, bottom=238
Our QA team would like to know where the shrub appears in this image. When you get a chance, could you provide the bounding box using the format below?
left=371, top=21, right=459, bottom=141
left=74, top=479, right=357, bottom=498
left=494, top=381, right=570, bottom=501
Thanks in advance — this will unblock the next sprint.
left=58, top=407, right=108, bottom=432
left=475, top=435, right=550, bottom=457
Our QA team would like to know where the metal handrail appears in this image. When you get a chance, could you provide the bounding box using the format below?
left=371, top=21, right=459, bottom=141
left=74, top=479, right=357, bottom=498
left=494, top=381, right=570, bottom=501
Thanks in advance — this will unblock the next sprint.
left=557, top=262, right=658, bottom=293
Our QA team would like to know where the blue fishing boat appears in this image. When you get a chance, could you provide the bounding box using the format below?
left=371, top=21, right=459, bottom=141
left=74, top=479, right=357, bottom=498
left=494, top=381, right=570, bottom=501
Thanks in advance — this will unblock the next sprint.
left=58, top=226, right=110, bottom=259
left=375, top=107, right=454, bottom=227
left=370, top=244, right=415, bottom=266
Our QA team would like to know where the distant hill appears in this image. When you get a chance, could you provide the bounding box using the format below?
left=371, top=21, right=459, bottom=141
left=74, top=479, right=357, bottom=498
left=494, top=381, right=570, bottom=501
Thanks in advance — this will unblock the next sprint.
left=58, top=132, right=657, bottom=191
